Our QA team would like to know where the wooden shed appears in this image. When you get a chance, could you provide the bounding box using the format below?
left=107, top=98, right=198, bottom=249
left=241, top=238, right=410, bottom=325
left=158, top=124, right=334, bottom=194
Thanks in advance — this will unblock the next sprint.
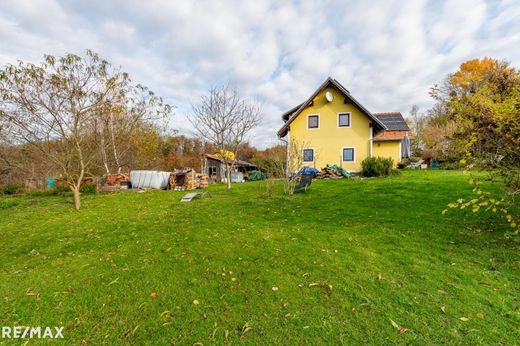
left=203, top=154, right=257, bottom=183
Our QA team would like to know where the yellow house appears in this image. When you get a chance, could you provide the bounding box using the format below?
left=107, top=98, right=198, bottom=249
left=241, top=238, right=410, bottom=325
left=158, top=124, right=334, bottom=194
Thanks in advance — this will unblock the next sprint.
left=277, top=77, right=411, bottom=171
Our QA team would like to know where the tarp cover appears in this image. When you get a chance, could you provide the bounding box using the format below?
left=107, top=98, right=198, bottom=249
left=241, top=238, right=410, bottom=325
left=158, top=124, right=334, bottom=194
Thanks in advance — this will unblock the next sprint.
left=401, top=135, right=411, bottom=158
left=323, top=165, right=351, bottom=178
left=249, top=170, right=266, bottom=181
left=130, top=170, right=171, bottom=189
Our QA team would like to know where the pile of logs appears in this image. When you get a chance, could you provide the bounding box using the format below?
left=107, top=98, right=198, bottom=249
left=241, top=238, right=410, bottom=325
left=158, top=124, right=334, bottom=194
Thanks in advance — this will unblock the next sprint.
left=170, top=170, right=209, bottom=191
left=104, top=173, right=130, bottom=187
left=315, top=167, right=344, bottom=179
left=197, top=173, right=208, bottom=189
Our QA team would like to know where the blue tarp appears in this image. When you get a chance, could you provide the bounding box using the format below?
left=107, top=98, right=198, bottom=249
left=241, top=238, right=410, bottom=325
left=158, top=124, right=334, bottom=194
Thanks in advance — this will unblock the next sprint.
left=299, top=166, right=320, bottom=178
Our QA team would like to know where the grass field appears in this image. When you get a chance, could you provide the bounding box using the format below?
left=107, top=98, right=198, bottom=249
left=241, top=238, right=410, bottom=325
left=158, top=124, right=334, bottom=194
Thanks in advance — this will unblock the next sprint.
left=0, top=170, right=518, bottom=345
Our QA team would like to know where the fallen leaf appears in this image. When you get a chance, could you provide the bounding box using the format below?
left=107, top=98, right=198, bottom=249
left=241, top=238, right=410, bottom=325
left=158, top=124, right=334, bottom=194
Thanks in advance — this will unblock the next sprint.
left=298, top=283, right=304, bottom=288
left=192, top=300, right=200, bottom=305
left=308, top=283, right=318, bottom=287
left=272, top=287, right=279, bottom=291
left=390, top=320, right=400, bottom=330
left=390, top=319, right=410, bottom=333
left=476, top=312, right=485, bottom=319
left=377, top=273, right=382, bottom=281
left=149, top=291, right=157, bottom=299
left=66, top=287, right=74, bottom=293
left=26, top=290, right=40, bottom=298
left=459, top=317, right=470, bottom=321
left=441, top=306, right=446, bottom=313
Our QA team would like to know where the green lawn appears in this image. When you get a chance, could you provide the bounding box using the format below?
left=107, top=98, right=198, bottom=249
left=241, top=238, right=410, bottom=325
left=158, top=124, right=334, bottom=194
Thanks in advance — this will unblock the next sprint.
left=0, top=170, right=518, bottom=345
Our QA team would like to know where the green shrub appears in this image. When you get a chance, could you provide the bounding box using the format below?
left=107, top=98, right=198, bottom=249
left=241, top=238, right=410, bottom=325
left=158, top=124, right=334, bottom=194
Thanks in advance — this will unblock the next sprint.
left=1, top=183, right=25, bottom=195
left=361, top=157, right=394, bottom=177
left=80, top=184, right=96, bottom=194
left=53, top=185, right=71, bottom=194
left=0, top=198, right=20, bottom=209
left=27, top=189, right=56, bottom=197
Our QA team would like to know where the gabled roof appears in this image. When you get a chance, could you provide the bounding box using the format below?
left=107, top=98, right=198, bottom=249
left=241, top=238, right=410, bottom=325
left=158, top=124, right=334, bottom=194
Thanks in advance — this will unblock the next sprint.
left=281, top=103, right=303, bottom=122
left=373, top=112, right=410, bottom=131
left=277, top=77, right=387, bottom=137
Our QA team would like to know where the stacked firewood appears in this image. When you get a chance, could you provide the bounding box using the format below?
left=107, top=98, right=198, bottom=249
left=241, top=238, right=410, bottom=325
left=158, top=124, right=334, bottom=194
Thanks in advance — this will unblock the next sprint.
left=105, top=173, right=130, bottom=186
left=185, top=170, right=196, bottom=190
left=170, top=170, right=198, bottom=191
left=315, top=167, right=344, bottom=179
left=197, top=173, right=208, bottom=189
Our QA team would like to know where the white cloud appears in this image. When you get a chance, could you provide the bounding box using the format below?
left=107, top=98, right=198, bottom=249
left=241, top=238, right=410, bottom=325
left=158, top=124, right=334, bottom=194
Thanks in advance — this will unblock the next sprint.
left=0, top=0, right=518, bottom=148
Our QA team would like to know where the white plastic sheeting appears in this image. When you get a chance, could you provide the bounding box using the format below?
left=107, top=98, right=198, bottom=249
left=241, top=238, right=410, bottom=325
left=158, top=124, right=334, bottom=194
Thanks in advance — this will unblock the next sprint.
left=130, top=170, right=171, bottom=189
left=231, top=171, right=244, bottom=183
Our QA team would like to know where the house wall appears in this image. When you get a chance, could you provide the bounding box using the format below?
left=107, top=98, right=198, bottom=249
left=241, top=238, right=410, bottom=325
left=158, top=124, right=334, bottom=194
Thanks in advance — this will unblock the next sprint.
left=372, top=141, right=401, bottom=167
left=288, top=86, right=371, bottom=171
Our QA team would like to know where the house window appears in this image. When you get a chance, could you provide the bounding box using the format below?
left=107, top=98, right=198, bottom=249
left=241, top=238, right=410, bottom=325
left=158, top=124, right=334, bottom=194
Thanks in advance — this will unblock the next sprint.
left=307, top=115, right=319, bottom=129
left=338, top=112, right=351, bottom=127
left=342, top=147, right=355, bottom=162
left=303, top=148, right=314, bottom=162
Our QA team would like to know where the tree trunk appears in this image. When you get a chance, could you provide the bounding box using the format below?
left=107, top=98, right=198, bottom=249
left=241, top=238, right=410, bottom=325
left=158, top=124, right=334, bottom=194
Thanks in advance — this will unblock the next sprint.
left=226, top=165, right=232, bottom=189
left=98, top=120, right=110, bottom=174
left=72, top=186, right=81, bottom=210
left=109, top=114, right=122, bottom=173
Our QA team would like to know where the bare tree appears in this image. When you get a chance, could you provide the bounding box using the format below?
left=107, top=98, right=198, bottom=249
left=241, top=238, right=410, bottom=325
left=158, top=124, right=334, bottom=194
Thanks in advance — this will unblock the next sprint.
left=189, top=85, right=261, bottom=189
left=258, top=139, right=313, bottom=195
left=0, top=50, right=172, bottom=209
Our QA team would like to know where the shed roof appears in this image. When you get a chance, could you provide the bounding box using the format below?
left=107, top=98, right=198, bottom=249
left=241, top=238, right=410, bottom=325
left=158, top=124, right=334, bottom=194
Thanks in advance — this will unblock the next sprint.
left=205, top=154, right=256, bottom=168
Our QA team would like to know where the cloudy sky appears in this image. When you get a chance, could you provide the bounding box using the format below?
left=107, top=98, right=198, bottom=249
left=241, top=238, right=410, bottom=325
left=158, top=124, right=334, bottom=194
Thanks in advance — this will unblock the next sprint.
left=1, top=0, right=518, bottom=148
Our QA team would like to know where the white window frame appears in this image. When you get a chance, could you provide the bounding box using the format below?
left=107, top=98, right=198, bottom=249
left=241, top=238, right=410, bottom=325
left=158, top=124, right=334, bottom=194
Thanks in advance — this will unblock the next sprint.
left=302, top=148, right=315, bottom=162
left=341, top=147, right=355, bottom=163
left=337, top=112, right=351, bottom=128
left=307, top=114, right=320, bottom=129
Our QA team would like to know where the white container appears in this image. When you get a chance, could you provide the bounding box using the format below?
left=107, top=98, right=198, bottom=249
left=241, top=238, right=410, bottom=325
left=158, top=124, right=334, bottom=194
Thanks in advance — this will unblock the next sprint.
left=130, top=170, right=171, bottom=189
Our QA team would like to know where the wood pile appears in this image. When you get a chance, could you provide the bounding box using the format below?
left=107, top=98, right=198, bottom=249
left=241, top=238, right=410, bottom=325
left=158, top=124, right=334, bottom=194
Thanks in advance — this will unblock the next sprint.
left=169, top=170, right=209, bottom=190
left=316, top=167, right=343, bottom=179
left=170, top=170, right=195, bottom=191
left=197, top=173, right=208, bottom=189
left=104, top=173, right=130, bottom=187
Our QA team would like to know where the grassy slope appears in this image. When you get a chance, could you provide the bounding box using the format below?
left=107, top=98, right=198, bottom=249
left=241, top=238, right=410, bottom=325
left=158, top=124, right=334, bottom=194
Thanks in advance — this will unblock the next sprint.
left=0, top=170, right=518, bottom=345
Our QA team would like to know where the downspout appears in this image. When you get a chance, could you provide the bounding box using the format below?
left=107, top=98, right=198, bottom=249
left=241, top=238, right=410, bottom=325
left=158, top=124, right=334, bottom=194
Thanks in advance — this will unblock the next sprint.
left=369, top=123, right=373, bottom=158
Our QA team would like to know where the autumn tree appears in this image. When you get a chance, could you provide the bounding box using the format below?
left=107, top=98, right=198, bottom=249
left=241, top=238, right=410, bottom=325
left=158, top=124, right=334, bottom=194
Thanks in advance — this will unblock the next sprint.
left=430, top=57, right=520, bottom=235
left=189, top=85, right=261, bottom=189
left=0, top=50, right=172, bottom=209
left=95, top=83, right=172, bottom=174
